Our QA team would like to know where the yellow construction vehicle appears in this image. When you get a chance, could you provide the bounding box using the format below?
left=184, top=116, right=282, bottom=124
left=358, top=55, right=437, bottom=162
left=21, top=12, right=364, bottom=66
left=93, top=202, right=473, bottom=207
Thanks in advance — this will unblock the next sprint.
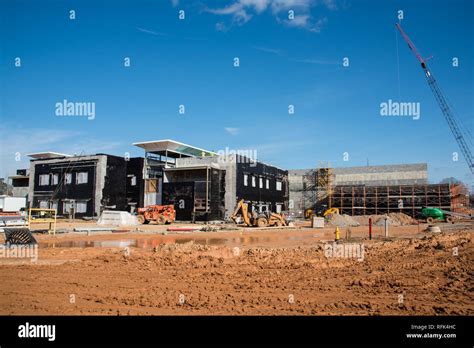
left=305, top=207, right=339, bottom=219
left=323, top=207, right=339, bottom=217
left=231, top=199, right=288, bottom=227
left=304, top=208, right=314, bottom=220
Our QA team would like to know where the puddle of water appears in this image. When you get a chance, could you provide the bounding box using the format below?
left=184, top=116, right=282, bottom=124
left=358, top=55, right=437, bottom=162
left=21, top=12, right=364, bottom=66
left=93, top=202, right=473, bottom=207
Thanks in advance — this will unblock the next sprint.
left=39, top=237, right=232, bottom=249
left=39, top=233, right=318, bottom=249
left=39, top=239, right=137, bottom=249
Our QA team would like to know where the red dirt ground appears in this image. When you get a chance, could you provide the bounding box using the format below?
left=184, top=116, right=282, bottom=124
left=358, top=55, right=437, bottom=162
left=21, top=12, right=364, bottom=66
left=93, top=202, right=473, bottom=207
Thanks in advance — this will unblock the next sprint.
left=0, top=222, right=472, bottom=315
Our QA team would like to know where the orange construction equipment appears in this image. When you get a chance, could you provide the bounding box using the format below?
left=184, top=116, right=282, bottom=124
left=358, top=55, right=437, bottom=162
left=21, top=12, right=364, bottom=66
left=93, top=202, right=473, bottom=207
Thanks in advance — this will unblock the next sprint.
left=137, top=204, right=176, bottom=225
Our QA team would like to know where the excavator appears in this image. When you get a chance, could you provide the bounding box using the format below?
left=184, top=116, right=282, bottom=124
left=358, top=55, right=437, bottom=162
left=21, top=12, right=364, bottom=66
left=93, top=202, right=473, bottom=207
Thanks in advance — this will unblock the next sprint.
left=230, top=199, right=288, bottom=227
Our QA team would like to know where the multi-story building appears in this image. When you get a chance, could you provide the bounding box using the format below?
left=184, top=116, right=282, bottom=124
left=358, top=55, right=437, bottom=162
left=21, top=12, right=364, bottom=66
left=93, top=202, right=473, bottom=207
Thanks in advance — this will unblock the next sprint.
left=133, top=139, right=289, bottom=221
left=27, top=152, right=144, bottom=217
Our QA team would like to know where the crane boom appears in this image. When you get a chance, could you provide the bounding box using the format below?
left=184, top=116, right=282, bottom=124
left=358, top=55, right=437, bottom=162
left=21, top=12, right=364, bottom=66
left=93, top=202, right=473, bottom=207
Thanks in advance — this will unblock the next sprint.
left=395, top=23, right=473, bottom=174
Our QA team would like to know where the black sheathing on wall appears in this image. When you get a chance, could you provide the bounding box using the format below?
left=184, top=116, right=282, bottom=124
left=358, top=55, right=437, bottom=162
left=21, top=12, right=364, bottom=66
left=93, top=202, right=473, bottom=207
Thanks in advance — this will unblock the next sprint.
left=235, top=155, right=289, bottom=213
left=102, top=155, right=127, bottom=211
left=33, top=159, right=98, bottom=216
left=162, top=168, right=226, bottom=221
left=210, top=169, right=225, bottom=220
left=126, top=157, right=145, bottom=209
left=32, top=155, right=145, bottom=217
left=162, top=182, right=195, bottom=220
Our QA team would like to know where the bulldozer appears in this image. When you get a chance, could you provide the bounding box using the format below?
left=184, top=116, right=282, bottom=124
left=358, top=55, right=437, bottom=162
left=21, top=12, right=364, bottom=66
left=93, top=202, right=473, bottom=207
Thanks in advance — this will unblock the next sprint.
left=230, top=199, right=288, bottom=227
left=137, top=204, right=176, bottom=225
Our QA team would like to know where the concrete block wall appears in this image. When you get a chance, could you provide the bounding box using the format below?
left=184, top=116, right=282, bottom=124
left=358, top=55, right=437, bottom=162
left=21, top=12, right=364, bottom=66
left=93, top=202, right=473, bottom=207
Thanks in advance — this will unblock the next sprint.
left=288, top=163, right=429, bottom=216
left=333, top=164, right=428, bottom=186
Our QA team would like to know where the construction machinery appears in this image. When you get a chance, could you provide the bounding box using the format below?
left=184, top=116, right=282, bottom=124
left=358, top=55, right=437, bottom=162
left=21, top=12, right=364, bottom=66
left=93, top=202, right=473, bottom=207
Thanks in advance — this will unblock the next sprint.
left=3, top=228, right=37, bottom=245
left=305, top=207, right=339, bottom=220
left=137, top=204, right=176, bottom=225
left=421, top=207, right=472, bottom=224
left=304, top=208, right=314, bottom=220
left=396, top=23, right=473, bottom=174
left=231, top=199, right=288, bottom=227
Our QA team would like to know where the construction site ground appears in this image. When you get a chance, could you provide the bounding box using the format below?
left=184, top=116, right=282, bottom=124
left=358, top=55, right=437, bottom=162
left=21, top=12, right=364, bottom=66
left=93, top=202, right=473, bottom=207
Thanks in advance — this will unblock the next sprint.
left=0, top=219, right=472, bottom=315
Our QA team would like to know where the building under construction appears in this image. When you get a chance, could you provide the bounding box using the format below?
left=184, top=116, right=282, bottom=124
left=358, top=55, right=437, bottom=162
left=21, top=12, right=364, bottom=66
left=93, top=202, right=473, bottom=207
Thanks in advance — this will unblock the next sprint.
left=289, top=163, right=469, bottom=218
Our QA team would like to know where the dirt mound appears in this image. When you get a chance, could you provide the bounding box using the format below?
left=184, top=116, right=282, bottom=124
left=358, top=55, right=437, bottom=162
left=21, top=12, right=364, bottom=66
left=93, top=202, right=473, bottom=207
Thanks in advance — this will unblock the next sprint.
left=327, top=214, right=360, bottom=227
left=152, top=241, right=211, bottom=253
left=352, top=213, right=415, bottom=226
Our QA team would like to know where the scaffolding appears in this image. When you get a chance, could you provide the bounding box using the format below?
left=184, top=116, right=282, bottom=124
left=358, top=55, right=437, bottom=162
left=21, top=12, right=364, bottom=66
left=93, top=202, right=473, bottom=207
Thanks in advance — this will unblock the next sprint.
left=301, top=162, right=334, bottom=213
left=450, top=183, right=470, bottom=213
left=331, top=183, right=456, bottom=218
left=315, top=165, right=334, bottom=208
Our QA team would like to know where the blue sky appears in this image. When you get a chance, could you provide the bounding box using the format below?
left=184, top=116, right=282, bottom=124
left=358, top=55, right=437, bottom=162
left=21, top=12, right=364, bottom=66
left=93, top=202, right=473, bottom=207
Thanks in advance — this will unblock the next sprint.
left=1, top=0, right=472, bottom=185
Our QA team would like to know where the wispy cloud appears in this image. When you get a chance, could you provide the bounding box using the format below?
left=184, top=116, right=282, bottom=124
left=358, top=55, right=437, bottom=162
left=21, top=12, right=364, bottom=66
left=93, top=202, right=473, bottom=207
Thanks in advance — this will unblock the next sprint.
left=295, top=57, right=339, bottom=65
left=136, top=27, right=166, bottom=36
left=253, top=46, right=284, bottom=56
left=0, top=126, right=122, bottom=178
left=205, top=0, right=338, bottom=32
left=279, top=15, right=327, bottom=33
left=224, top=127, right=240, bottom=135
left=170, top=0, right=179, bottom=7
left=215, top=22, right=230, bottom=32
left=321, top=0, right=339, bottom=11
left=252, top=46, right=339, bottom=66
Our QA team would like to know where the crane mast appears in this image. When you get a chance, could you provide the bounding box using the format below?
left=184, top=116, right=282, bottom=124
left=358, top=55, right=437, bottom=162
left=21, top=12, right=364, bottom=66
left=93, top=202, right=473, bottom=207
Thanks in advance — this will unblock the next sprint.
left=395, top=23, right=473, bottom=174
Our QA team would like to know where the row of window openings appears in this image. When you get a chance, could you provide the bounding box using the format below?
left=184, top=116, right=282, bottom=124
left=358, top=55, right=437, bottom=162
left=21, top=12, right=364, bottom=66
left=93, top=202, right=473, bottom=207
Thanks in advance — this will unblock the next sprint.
left=252, top=204, right=283, bottom=214
left=243, top=175, right=282, bottom=191
left=38, top=200, right=88, bottom=214
left=39, top=172, right=88, bottom=186
left=39, top=173, right=138, bottom=186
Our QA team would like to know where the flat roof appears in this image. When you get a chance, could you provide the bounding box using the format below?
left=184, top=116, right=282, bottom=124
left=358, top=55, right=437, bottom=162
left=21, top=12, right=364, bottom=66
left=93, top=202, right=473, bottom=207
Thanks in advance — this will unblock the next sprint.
left=8, top=175, right=29, bottom=179
left=164, top=165, right=216, bottom=172
left=133, top=139, right=216, bottom=158
left=27, top=152, right=72, bottom=159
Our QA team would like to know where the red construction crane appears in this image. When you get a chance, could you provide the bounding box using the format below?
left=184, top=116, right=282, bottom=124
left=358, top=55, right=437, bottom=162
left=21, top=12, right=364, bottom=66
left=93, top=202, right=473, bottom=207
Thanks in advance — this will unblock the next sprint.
left=395, top=23, right=473, bottom=174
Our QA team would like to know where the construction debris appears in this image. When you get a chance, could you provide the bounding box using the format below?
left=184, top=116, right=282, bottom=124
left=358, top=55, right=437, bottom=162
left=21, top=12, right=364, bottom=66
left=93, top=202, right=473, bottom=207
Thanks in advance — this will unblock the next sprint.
left=167, top=226, right=201, bottom=232
left=3, top=228, right=37, bottom=245
left=424, top=226, right=442, bottom=233
left=74, top=227, right=117, bottom=232
left=97, top=211, right=139, bottom=226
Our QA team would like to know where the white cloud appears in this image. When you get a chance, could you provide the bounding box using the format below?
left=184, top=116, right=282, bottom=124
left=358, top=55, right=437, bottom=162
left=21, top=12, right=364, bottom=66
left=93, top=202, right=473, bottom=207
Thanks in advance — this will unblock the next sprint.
left=171, top=0, right=179, bottom=7
left=207, top=2, right=254, bottom=25
left=206, top=0, right=336, bottom=32
left=270, top=0, right=312, bottom=13
left=321, top=0, right=338, bottom=10
left=280, top=14, right=327, bottom=32
left=0, top=126, right=122, bottom=178
left=225, top=127, right=240, bottom=135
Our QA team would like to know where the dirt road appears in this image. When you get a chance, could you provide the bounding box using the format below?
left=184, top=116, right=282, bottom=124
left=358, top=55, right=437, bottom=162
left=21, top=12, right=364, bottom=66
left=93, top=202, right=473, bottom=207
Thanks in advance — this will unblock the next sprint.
left=0, top=224, right=472, bottom=315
